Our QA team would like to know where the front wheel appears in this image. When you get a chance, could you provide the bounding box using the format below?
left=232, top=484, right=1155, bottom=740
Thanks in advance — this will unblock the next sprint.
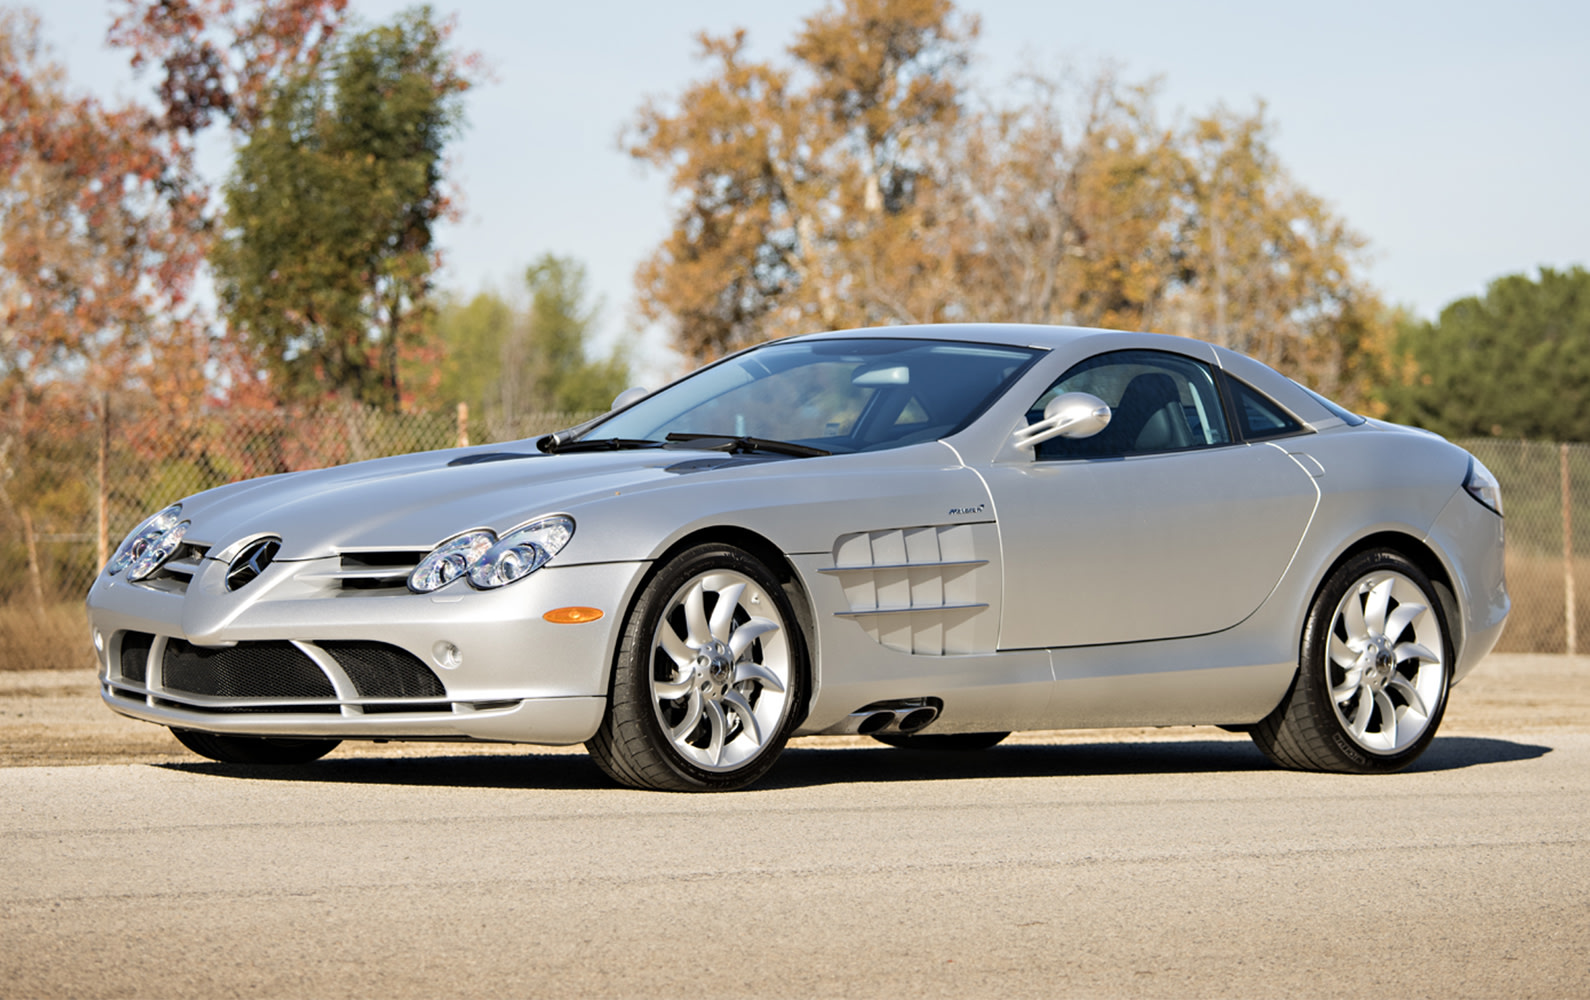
left=586, top=544, right=808, bottom=791
left=1252, top=549, right=1452, bottom=773
left=171, top=729, right=340, bottom=765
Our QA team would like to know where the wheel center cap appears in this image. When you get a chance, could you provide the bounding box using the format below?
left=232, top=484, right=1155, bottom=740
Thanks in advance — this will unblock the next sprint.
left=697, top=640, right=734, bottom=696
left=1365, top=635, right=1396, bottom=686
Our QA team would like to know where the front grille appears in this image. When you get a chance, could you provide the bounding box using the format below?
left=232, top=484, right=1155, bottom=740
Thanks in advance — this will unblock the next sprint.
left=320, top=641, right=446, bottom=698
left=332, top=550, right=425, bottom=592
left=162, top=639, right=335, bottom=699
left=143, top=543, right=211, bottom=593
left=119, top=631, right=154, bottom=683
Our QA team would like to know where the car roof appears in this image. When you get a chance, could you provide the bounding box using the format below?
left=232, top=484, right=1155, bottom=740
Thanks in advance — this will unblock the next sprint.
left=789, top=323, right=1117, bottom=351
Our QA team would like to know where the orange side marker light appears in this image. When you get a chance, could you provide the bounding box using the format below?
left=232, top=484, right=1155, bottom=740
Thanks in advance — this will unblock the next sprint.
left=544, top=606, right=604, bottom=625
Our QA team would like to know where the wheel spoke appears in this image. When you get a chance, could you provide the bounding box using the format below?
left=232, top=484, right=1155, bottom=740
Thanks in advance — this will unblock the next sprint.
left=1341, top=588, right=1370, bottom=642
left=669, top=689, right=704, bottom=742
left=708, top=582, right=745, bottom=643
left=1350, top=689, right=1374, bottom=737
left=733, top=659, right=786, bottom=693
left=653, top=663, right=697, bottom=700
left=728, top=617, right=780, bottom=659
left=683, top=582, right=712, bottom=647
left=1374, top=689, right=1400, bottom=745
left=703, top=700, right=729, bottom=765
left=1363, top=578, right=1393, bottom=636
left=723, top=690, right=763, bottom=747
left=1387, top=674, right=1430, bottom=718
left=1384, top=602, right=1426, bottom=641
left=1328, top=632, right=1362, bottom=669
left=1332, top=666, right=1364, bottom=705
left=660, top=626, right=696, bottom=670
left=1395, top=641, right=1439, bottom=666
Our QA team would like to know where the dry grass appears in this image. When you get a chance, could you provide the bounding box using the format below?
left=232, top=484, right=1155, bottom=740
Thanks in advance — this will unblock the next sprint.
left=1495, top=549, right=1590, bottom=654
left=0, top=603, right=95, bottom=672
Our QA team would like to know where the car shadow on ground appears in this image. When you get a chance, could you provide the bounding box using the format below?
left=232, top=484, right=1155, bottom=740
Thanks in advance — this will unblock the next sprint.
left=152, top=734, right=1551, bottom=791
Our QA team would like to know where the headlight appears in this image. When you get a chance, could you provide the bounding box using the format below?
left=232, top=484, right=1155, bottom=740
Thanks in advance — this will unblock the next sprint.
left=106, top=504, right=186, bottom=578
left=469, top=517, right=575, bottom=589
left=408, top=516, right=574, bottom=593
left=408, top=530, right=496, bottom=593
left=1464, top=456, right=1503, bottom=516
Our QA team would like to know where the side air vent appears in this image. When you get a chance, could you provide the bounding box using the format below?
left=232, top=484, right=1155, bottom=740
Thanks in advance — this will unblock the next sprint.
left=822, top=523, right=1000, bottom=655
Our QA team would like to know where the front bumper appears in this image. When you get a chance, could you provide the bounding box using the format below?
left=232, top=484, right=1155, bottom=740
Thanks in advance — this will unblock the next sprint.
left=86, top=556, right=647, bottom=745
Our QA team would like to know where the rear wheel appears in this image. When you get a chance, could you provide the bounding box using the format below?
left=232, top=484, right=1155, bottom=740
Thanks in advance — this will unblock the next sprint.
left=872, top=732, right=1009, bottom=751
left=170, top=729, right=340, bottom=765
left=586, top=544, right=807, bottom=791
left=1252, top=549, right=1451, bottom=773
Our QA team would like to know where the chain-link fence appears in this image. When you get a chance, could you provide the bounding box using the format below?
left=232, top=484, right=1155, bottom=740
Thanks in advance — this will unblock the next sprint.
left=1460, top=439, right=1588, bottom=655
left=0, top=395, right=599, bottom=669
left=1, top=401, right=1583, bottom=669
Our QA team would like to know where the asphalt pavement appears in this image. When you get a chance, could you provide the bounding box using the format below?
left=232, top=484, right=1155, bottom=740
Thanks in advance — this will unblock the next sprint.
left=3, top=716, right=1587, bottom=998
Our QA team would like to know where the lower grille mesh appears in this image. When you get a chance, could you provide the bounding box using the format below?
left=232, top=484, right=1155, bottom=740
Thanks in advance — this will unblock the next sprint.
left=120, top=632, right=154, bottom=684
left=321, top=641, right=445, bottom=698
left=163, top=640, right=335, bottom=699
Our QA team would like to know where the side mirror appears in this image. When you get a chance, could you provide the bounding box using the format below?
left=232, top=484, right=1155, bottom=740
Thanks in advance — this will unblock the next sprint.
left=610, top=386, right=650, bottom=411
left=1012, top=392, right=1111, bottom=450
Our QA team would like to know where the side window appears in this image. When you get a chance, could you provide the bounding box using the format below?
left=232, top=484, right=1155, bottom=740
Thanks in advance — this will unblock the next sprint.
left=1028, top=350, right=1231, bottom=460
left=1229, top=378, right=1305, bottom=440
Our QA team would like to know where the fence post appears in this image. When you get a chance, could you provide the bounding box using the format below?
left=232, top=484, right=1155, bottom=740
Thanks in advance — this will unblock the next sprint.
left=1564, top=442, right=1577, bottom=656
left=97, top=393, right=109, bottom=569
left=456, top=402, right=469, bottom=448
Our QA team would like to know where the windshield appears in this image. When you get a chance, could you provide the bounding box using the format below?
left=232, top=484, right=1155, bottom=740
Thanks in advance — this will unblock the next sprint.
left=583, top=338, right=1042, bottom=454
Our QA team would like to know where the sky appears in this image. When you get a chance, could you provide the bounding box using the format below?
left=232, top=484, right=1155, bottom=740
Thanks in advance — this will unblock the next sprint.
left=37, top=0, right=1590, bottom=379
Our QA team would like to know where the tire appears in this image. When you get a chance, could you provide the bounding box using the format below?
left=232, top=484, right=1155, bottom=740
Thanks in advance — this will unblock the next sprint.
left=872, top=732, right=1009, bottom=751
left=1252, top=549, right=1452, bottom=774
left=586, top=543, right=808, bottom=791
left=171, top=728, right=340, bottom=765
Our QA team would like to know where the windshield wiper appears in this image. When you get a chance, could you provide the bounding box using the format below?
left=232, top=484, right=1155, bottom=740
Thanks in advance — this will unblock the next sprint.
left=538, top=435, right=663, bottom=454
left=664, top=433, right=831, bottom=458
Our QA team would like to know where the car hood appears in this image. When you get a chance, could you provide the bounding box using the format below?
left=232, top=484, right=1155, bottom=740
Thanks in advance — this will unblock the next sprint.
left=177, top=446, right=750, bottom=561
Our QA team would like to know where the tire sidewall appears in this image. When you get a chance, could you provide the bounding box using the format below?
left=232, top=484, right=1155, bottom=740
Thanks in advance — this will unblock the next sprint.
left=612, top=543, right=808, bottom=790
left=1301, top=550, right=1453, bottom=773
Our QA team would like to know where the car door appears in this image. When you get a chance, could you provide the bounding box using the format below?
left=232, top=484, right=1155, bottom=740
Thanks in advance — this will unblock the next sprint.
left=982, top=349, right=1320, bottom=650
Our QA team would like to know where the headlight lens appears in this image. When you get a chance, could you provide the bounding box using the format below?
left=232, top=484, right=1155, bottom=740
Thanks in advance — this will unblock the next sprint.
left=1464, top=456, right=1504, bottom=516
left=106, top=504, right=185, bottom=578
left=408, top=530, right=496, bottom=593
left=469, top=517, right=575, bottom=589
left=408, top=516, right=574, bottom=593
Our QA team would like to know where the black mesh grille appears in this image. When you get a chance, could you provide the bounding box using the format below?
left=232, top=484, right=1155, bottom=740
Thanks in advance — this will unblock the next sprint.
left=119, top=632, right=154, bottom=684
left=162, top=640, right=334, bottom=699
left=320, top=641, right=446, bottom=698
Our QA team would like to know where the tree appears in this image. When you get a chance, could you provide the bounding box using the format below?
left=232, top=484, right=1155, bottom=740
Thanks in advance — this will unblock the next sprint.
left=627, top=0, right=979, bottom=363
left=435, top=254, right=630, bottom=433
left=211, top=6, right=471, bottom=409
left=1381, top=267, right=1590, bottom=441
left=108, top=0, right=348, bottom=135
left=630, top=0, right=1393, bottom=410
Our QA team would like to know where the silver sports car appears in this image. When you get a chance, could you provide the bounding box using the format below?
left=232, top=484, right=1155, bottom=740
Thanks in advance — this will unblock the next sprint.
left=87, top=324, right=1509, bottom=790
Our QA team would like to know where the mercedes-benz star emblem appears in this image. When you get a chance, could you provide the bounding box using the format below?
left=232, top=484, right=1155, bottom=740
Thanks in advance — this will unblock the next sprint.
left=226, top=537, right=281, bottom=592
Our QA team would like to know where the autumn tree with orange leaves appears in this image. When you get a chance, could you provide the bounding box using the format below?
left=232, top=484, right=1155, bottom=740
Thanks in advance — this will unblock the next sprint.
left=630, top=0, right=1392, bottom=408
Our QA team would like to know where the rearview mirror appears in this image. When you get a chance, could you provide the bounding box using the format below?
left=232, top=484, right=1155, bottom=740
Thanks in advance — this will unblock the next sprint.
left=1012, top=392, right=1111, bottom=450
left=852, top=365, right=909, bottom=387
left=610, top=386, right=650, bottom=410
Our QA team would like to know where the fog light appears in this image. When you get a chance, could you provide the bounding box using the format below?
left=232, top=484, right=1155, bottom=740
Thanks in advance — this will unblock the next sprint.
left=433, top=641, right=462, bottom=670
left=93, top=630, right=104, bottom=652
